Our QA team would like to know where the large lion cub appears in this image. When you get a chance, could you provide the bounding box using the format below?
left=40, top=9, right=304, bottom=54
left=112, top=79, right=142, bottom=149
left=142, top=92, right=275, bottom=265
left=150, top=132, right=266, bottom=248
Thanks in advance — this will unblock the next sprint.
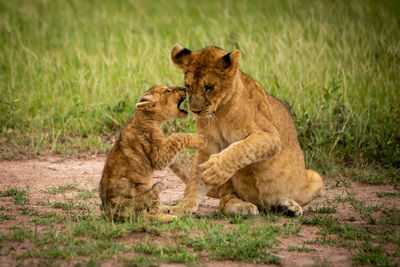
left=99, top=85, right=207, bottom=222
left=169, top=45, right=323, bottom=217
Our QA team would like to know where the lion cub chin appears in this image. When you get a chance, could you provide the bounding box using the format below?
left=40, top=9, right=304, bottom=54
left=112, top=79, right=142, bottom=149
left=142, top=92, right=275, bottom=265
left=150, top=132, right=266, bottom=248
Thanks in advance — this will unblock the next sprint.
left=99, top=85, right=207, bottom=222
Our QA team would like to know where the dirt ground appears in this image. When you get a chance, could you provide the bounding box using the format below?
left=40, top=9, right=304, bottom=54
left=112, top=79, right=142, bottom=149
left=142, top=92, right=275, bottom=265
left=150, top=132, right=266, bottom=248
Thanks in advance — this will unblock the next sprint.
left=0, top=156, right=399, bottom=267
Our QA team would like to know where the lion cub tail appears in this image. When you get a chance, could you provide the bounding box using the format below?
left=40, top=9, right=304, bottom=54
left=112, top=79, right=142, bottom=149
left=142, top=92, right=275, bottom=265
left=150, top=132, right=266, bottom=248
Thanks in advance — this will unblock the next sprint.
left=300, top=169, right=323, bottom=205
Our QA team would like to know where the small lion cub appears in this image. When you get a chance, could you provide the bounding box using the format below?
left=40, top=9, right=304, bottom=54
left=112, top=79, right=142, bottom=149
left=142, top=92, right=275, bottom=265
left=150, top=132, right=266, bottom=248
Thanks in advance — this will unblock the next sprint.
left=99, top=85, right=206, bottom=222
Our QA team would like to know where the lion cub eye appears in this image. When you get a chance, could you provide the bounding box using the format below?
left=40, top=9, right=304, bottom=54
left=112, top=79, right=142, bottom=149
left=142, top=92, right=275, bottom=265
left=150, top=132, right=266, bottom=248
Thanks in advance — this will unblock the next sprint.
left=204, top=85, right=214, bottom=92
left=164, top=89, right=172, bottom=93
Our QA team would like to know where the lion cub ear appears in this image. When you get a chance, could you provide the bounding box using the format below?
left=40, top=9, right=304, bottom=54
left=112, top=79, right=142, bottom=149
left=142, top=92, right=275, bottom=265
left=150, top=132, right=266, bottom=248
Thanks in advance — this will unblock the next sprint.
left=221, top=50, right=240, bottom=72
left=171, top=44, right=192, bottom=71
left=135, top=96, right=155, bottom=110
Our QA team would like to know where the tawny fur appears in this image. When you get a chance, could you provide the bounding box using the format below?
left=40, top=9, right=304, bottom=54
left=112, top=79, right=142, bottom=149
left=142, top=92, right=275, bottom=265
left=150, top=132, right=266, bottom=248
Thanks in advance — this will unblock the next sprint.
left=99, top=85, right=207, bottom=222
left=168, top=45, right=323, bottom=217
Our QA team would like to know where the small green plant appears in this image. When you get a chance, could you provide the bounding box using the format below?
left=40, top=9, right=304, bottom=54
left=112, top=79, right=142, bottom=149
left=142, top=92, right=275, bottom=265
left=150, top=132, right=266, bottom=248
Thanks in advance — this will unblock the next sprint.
left=44, top=184, right=78, bottom=195
left=195, top=211, right=226, bottom=220
left=0, top=212, right=14, bottom=223
left=288, top=245, right=315, bottom=252
left=348, top=196, right=382, bottom=224
left=282, top=220, right=302, bottom=237
left=0, top=188, right=29, bottom=204
left=52, top=200, right=89, bottom=211
left=20, top=209, right=40, bottom=216
left=308, top=205, right=337, bottom=214
left=376, top=192, right=400, bottom=198
left=75, top=190, right=96, bottom=200
left=36, top=200, right=51, bottom=206
left=228, top=214, right=245, bottom=224
left=30, top=218, right=53, bottom=226
left=378, top=207, right=400, bottom=225
left=10, top=229, right=37, bottom=242
left=331, top=189, right=356, bottom=203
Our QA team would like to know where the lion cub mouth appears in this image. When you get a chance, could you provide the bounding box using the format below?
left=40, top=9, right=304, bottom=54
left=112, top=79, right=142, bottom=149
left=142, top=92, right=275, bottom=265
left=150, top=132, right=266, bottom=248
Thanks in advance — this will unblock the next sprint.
left=178, top=97, right=188, bottom=114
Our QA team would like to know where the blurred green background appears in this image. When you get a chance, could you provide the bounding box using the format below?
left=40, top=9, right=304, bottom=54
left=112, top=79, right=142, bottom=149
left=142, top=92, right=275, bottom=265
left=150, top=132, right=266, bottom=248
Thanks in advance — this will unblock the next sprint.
left=0, top=0, right=399, bottom=174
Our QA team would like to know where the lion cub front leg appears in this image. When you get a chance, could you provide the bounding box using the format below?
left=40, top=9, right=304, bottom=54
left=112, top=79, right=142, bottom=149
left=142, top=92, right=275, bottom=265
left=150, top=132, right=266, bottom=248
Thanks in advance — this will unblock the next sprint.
left=152, top=133, right=207, bottom=170
left=167, top=149, right=214, bottom=216
left=200, top=130, right=280, bottom=187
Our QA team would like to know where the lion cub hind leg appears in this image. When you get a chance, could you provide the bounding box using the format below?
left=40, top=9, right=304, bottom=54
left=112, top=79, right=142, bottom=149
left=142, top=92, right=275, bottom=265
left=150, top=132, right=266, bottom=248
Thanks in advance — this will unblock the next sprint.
left=277, top=198, right=303, bottom=217
left=219, top=181, right=259, bottom=216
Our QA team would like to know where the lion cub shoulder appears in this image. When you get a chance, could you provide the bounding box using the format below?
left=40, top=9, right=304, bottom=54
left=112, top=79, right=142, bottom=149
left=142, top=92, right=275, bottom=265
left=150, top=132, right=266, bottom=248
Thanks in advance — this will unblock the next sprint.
left=99, top=85, right=206, bottom=222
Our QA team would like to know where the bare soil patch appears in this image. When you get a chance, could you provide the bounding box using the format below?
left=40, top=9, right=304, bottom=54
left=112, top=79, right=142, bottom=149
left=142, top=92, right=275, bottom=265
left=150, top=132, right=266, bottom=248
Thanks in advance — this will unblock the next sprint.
left=0, top=156, right=399, bottom=266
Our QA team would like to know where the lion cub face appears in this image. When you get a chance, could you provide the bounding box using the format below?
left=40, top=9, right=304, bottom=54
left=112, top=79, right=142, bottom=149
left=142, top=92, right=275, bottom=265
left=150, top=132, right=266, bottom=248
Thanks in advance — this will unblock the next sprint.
left=170, top=44, right=240, bottom=118
left=135, top=85, right=188, bottom=120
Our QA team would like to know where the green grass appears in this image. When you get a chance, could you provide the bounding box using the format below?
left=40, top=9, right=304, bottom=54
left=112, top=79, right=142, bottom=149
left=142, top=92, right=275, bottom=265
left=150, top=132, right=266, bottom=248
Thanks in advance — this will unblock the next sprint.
left=0, top=0, right=399, bottom=173
left=1, top=209, right=295, bottom=265
left=353, top=242, right=398, bottom=267
left=131, top=243, right=199, bottom=265
left=1, top=190, right=399, bottom=266
left=182, top=222, right=282, bottom=264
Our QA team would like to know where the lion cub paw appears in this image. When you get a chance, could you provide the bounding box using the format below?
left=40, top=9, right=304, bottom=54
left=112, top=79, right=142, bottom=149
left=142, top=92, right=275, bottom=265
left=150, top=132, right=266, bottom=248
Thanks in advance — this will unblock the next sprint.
left=279, top=199, right=303, bottom=217
left=155, top=213, right=177, bottom=223
left=164, top=202, right=198, bottom=217
left=141, top=210, right=177, bottom=223
left=199, top=154, right=232, bottom=186
left=188, top=135, right=208, bottom=149
left=223, top=200, right=259, bottom=216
